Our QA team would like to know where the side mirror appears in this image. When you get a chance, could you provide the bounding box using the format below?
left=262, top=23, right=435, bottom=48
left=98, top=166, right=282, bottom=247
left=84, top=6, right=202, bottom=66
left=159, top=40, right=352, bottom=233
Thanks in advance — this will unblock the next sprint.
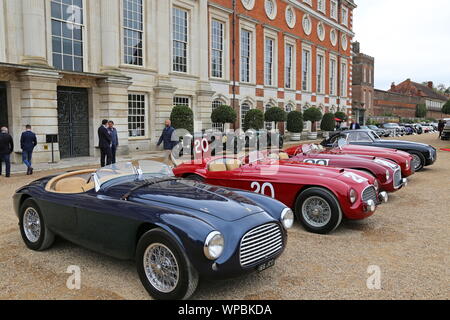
left=338, top=138, right=347, bottom=150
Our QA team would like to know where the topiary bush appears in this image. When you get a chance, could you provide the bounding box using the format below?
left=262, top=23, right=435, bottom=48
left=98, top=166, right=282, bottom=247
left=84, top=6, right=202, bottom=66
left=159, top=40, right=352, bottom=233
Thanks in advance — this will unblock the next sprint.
left=243, top=109, right=264, bottom=131
left=265, top=107, right=286, bottom=130
left=321, top=113, right=336, bottom=132
left=170, top=105, right=194, bottom=133
left=303, top=107, right=323, bottom=132
left=335, top=111, right=348, bottom=122
left=211, top=105, right=237, bottom=127
left=286, top=111, right=303, bottom=133
left=442, top=100, right=450, bottom=115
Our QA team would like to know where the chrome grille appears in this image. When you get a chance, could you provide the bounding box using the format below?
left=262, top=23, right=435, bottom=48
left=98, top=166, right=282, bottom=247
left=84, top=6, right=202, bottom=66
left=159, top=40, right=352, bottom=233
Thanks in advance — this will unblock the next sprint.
left=240, top=223, right=283, bottom=267
left=393, top=169, right=402, bottom=188
left=362, top=186, right=377, bottom=203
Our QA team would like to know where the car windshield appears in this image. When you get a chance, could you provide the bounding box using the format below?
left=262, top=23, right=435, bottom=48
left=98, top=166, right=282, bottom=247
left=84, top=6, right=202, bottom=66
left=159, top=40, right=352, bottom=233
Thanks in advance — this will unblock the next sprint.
left=368, top=125, right=379, bottom=130
left=302, top=144, right=323, bottom=154
left=368, top=130, right=381, bottom=140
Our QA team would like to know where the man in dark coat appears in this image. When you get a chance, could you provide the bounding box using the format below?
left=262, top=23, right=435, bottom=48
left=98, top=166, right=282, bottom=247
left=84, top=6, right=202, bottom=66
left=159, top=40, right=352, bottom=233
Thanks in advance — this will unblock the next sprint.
left=98, top=119, right=112, bottom=167
left=350, top=121, right=361, bottom=130
left=20, top=125, right=38, bottom=175
left=0, top=127, right=14, bottom=178
left=157, top=120, right=177, bottom=165
left=107, top=120, right=119, bottom=164
left=438, top=120, right=445, bottom=138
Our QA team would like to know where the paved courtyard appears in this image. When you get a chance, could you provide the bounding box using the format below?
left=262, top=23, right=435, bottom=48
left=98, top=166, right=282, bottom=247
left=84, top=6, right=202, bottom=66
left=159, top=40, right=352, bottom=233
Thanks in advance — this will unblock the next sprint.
left=0, top=133, right=448, bottom=300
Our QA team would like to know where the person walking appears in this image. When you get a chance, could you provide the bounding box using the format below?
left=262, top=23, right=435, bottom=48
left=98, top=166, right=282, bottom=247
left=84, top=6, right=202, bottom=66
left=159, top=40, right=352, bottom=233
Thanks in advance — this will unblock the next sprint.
left=20, top=125, right=37, bottom=175
left=157, top=120, right=177, bottom=165
left=107, top=120, right=119, bottom=164
left=98, top=119, right=112, bottom=167
left=349, top=121, right=361, bottom=130
left=0, top=127, right=14, bottom=178
left=438, top=120, right=445, bottom=138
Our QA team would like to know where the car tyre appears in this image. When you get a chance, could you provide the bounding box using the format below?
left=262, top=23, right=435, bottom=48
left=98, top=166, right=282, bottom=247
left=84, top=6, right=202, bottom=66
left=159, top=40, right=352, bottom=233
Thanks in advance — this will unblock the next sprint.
left=136, top=228, right=199, bottom=300
left=19, top=198, right=55, bottom=251
left=295, top=187, right=343, bottom=234
left=409, top=151, right=425, bottom=172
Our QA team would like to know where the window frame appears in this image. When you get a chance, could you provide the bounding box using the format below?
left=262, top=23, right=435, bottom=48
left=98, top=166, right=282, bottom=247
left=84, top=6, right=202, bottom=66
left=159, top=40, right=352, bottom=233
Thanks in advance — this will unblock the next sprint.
left=264, top=37, right=275, bottom=86
left=121, top=0, right=145, bottom=67
left=128, top=92, right=148, bottom=140
left=329, top=55, right=337, bottom=96
left=302, top=45, right=312, bottom=92
left=171, top=6, right=190, bottom=74
left=316, top=52, right=325, bottom=94
left=240, top=28, right=252, bottom=83
left=210, top=18, right=225, bottom=79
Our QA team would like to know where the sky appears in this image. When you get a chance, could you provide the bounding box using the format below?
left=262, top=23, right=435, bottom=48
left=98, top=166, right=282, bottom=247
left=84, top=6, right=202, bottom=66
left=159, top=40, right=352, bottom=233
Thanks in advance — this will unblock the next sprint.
left=353, top=0, right=450, bottom=91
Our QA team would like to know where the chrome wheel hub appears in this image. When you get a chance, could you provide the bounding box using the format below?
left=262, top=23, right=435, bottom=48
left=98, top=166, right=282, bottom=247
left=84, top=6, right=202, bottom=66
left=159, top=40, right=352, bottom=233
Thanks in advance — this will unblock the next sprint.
left=411, top=154, right=421, bottom=170
left=143, top=243, right=179, bottom=293
left=302, top=197, right=332, bottom=228
left=23, top=207, right=41, bottom=243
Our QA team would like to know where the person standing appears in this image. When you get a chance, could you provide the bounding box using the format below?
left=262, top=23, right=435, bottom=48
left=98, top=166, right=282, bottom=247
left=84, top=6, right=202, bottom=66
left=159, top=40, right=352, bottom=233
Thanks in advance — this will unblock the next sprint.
left=438, top=120, right=445, bottom=138
left=350, top=121, right=361, bottom=130
left=107, top=120, right=119, bottom=164
left=20, top=125, right=37, bottom=175
left=0, top=127, right=14, bottom=178
left=98, top=119, right=112, bottom=167
left=157, top=120, right=177, bottom=165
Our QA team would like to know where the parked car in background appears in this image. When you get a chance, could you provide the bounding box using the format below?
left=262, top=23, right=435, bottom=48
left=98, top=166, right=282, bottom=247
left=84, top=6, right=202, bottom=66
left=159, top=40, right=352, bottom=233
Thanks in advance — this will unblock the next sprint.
left=381, top=123, right=405, bottom=137
left=366, top=125, right=389, bottom=137
left=442, top=120, right=450, bottom=140
left=321, top=130, right=437, bottom=171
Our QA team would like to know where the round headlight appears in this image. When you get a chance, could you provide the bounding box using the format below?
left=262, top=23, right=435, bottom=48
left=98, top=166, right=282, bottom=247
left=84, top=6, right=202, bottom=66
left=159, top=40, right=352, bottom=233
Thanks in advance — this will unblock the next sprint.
left=385, top=170, right=390, bottom=181
left=349, top=188, right=357, bottom=204
left=281, top=208, right=294, bottom=229
left=373, top=179, right=380, bottom=191
left=204, top=231, right=224, bottom=260
left=405, top=160, right=409, bottom=170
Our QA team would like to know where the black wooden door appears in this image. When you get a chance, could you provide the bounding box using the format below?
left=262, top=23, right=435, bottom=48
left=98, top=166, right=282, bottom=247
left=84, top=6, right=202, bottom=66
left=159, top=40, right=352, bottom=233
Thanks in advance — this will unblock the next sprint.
left=0, top=83, right=7, bottom=128
left=57, top=87, right=90, bottom=159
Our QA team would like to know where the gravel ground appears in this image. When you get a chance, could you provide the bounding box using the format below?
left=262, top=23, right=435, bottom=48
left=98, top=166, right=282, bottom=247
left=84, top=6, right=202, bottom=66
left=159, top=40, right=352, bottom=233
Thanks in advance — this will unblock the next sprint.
left=0, top=134, right=449, bottom=300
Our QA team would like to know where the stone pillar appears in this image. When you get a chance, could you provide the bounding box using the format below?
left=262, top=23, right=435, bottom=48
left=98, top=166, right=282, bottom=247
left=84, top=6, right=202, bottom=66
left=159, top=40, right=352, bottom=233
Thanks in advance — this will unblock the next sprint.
left=18, top=69, right=61, bottom=163
left=0, top=3, right=6, bottom=62
left=99, top=0, right=122, bottom=75
left=21, top=0, right=48, bottom=66
left=154, top=76, right=176, bottom=147
left=196, top=81, right=214, bottom=131
left=155, top=0, right=171, bottom=76
left=97, top=76, right=132, bottom=156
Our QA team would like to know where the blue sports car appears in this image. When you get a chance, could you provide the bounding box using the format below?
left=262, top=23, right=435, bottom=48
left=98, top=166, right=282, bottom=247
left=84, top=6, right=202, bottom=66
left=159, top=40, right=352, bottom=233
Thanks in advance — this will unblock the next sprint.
left=13, top=161, right=292, bottom=300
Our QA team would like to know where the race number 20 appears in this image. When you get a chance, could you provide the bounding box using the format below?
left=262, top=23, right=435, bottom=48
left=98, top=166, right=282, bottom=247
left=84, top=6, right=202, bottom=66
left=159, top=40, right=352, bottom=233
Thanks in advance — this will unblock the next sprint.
left=251, top=182, right=276, bottom=198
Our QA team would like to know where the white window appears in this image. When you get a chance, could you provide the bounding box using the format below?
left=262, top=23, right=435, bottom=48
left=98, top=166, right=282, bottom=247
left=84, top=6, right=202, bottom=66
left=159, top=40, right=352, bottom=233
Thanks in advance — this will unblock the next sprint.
left=340, top=62, right=347, bottom=97
left=303, top=0, right=312, bottom=6
left=128, top=93, right=147, bottom=137
left=265, top=38, right=274, bottom=86
left=341, top=34, right=348, bottom=51
left=240, top=29, right=251, bottom=83
left=317, top=54, right=325, bottom=94
left=363, top=67, right=367, bottom=83
left=302, top=14, right=312, bottom=35
left=302, top=48, right=311, bottom=91
left=51, top=0, right=84, bottom=72
left=123, top=0, right=143, bottom=66
left=241, top=102, right=251, bottom=127
left=174, top=96, right=190, bottom=108
left=317, top=22, right=325, bottom=41
left=212, top=99, right=225, bottom=131
left=241, top=0, right=255, bottom=11
left=330, top=0, right=338, bottom=20
left=318, top=0, right=326, bottom=13
left=211, top=19, right=224, bottom=78
left=342, top=6, right=349, bottom=26
left=330, top=57, right=337, bottom=96
left=285, top=5, right=296, bottom=29
left=264, top=0, right=277, bottom=20
left=285, top=44, right=294, bottom=89
left=369, top=69, right=372, bottom=84
left=172, top=7, right=188, bottom=73
left=330, top=29, right=337, bottom=46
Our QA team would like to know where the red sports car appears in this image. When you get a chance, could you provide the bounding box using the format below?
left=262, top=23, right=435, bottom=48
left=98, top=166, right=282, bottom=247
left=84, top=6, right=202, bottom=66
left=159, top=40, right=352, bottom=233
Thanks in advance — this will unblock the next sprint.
left=173, top=155, right=388, bottom=234
left=285, top=141, right=414, bottom=178
left=263, top=146, right=407, bottom=193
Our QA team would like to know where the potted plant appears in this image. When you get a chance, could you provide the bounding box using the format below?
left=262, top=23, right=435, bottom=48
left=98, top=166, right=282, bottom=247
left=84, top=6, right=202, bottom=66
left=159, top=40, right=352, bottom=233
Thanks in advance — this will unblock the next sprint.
left=286, top=111, right=304, bottom=141
left=320, top=112, right=336, bottom=139
left=211, top=104, right=237, bottom=132
left=264, top=107, right=287, bottom=133
left=170, top=105, right=194, bottom=133
left=243, top=109, right=264, bottom=131
left=303, top=107, right=323, bottom=140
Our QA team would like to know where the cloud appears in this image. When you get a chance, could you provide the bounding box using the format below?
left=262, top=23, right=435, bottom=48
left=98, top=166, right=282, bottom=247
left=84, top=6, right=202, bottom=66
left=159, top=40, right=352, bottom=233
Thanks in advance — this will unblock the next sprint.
left=353, top=0, right=450, bottom=90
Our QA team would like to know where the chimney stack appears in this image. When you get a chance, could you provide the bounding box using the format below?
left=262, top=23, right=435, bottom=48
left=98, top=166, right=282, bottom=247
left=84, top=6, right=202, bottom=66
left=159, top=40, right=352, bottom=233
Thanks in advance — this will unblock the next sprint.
left=391, top=82, right=396, bottom=91
left=427, top=81, right=433, bottom=89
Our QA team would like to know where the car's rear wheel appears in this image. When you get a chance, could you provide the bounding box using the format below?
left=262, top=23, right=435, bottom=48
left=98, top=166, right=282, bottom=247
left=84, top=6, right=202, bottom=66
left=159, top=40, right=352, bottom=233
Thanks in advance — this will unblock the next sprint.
left=19, top=198, right=55, bottom=251
left=185, top=174, right=205, bottom=182
left=136, top=228, right=199, bottom=300
left=295, top=188, right=342, bottom=234
left=409, top=151, right=425, bottom=172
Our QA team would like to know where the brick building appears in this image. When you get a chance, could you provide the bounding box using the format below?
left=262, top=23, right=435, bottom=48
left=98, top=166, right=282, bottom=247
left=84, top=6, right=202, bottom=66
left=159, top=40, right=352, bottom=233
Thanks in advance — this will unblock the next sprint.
left=373, top=89, right=420, bottom=119
left=351, top=41, right=373, bottom=124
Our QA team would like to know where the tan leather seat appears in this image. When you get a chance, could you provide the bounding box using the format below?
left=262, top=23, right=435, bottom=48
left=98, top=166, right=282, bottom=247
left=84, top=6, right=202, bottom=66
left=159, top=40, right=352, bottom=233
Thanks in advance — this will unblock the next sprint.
left=279, top=152, right=290, bottom=160
left=54, top=177, right=88, bottom=193
left=209, top=162, right=227, bottom=172
left=225, top=159, right=242, bottom=170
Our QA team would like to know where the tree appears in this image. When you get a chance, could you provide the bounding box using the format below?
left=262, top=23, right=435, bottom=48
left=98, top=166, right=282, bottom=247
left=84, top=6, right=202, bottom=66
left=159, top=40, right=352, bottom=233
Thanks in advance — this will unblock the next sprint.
left=286, top=111, right=304, bottom=133
left=334, top=111, right=348, bottom=122
left=211, top=105, right=237, bottom=129
left=170, top=105, right=194, bottom=133
left=243, top=109, right=264, bottom=131
left=303, top=107, right=323, bottom=132
left=320, top=113, right=336, bottom=132
left=437, top=83, right=447, bottom=93
left=442, top=100, right=450, bottom=115
left=264, top=107, right=286, bottom=131
left=415, top=103, right=427, bottom=118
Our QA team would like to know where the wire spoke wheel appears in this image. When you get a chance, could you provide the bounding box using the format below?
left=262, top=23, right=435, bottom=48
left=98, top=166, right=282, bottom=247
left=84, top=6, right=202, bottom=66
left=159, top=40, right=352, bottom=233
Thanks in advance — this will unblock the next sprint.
left=302, top=196, right=332, bottom=228
left=143, top=243, right=180, bottom=293
left=23, top=207, right=41, bottom=243
left=411, top=154, right=422, bottom=171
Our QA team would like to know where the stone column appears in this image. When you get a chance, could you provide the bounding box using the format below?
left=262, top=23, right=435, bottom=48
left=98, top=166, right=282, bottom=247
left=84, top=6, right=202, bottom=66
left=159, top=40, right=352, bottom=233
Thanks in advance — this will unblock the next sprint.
left=154, top=76, right=176, bottom=148
left=18, top=69, right=62, bottom=163
left=0, top=3, right=6, bottom=62
left=155, top=0, right=171, bottom=76
left=21, top=0, right=49, bottom=66
left=99, top=0, right=122, bottom=75
left=97, top=76, right=132, bottom=156
left=196, top=81, right=214, bottom=131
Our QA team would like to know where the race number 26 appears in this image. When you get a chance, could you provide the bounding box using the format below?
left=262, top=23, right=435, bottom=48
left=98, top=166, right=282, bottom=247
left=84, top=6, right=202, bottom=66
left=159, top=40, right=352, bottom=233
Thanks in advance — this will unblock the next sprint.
left=251, top=182, right=276, bottom=198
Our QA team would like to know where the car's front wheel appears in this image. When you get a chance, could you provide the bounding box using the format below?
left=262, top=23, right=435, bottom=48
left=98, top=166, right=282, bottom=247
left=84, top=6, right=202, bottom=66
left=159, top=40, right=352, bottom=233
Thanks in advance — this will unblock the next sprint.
left=136, top=228, right=199, bottom=300
left=295, top=188, right=343, bottom=234
left=19, top=198, right=55, bottom=251
left=409, top=151, right=425, bottom=172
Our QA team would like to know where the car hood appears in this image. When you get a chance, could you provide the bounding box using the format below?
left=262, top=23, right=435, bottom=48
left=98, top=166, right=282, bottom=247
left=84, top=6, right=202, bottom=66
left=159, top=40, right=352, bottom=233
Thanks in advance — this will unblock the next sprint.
left=129, top=179, right=265, bottom=222
left=376, top=140, right=432, bottom=149
left=257, top=161, right=344, bottom=178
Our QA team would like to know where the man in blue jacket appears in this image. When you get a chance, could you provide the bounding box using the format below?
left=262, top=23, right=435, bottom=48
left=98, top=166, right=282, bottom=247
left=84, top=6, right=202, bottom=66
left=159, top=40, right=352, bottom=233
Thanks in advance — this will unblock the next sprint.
left=107, top=120, right=119, bottom=164
left=20, top=125, right=37, bottom=175
left=157, top=120, right=177, bottom=165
